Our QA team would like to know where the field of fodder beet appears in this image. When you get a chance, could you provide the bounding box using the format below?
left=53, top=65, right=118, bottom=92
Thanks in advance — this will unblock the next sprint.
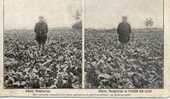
left=85, top=29, right=164, bottom=89
left=4, top=29, right=82, bottom=89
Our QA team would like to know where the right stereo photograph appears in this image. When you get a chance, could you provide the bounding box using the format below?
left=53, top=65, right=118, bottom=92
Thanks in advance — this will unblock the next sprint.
left=84, top=0, right=164, bottom=89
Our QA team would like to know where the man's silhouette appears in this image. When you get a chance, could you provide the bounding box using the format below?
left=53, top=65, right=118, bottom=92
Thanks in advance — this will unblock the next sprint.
left=34, top=16, right=48, bottom=50
left=117, top=16, right=132, bottom=49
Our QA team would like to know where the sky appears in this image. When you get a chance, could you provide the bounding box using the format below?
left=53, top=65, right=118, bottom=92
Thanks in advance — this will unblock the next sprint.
left=5, top=0, right=163, bottom=30
left=85, top=0, right=163, bottom=29
left=4, top=0, right=81, bottom=30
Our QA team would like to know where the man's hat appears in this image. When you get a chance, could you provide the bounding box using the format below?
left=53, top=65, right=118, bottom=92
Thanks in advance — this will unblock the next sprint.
left=122, top=16, right=127, bottom=19
left=39, top=16, right=44, bottom=20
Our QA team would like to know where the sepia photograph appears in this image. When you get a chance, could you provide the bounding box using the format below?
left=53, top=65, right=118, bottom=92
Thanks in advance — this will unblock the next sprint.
left=3, top=0, right=82, bottom=89
left=1, top=0, right=170, bottom=97
left=85, top=0, right=164, bottom=89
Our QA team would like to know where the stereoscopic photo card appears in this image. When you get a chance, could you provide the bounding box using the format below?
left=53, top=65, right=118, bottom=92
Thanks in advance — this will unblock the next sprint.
left=0, top=0, right=170, bottom=97
left=85, top=0, right=164, bottom=89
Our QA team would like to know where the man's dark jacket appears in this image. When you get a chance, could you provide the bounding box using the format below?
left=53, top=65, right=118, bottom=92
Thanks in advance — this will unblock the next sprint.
left=117, top=22, right=131, bottom=43
left=34, top=21, right=48, bottom=44
left=34, top=21, right=48, bottom=35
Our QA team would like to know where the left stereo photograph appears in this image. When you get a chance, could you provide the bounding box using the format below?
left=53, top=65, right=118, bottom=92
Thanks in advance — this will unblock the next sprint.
left=3, top=0, right=82, bottom=89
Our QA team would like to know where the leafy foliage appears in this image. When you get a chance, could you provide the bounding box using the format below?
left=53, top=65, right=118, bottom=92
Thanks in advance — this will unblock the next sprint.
left=145, top=18, right=154, bottom=28
left=85, top=30, right=164, bottom=88
left=4, top=29, right=82, bottom=89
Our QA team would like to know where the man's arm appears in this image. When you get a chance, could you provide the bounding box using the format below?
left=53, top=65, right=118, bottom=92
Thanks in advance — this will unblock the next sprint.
left=34, top=23, right=38, bottom=33
left=45, top=23, right=48, bottom=33
left=117, top=24, right=120, bottom=34
left=129, top=23, right=132, bottom=33
left=116, top=24, right=120, bottom=44
left=129, top=24, right=134, bottom=42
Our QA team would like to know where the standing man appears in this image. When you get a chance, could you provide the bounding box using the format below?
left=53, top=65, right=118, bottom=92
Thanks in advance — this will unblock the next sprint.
left=117, top=16, right=133, bottom=49
left=34, top=16, right=48, bottom=50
